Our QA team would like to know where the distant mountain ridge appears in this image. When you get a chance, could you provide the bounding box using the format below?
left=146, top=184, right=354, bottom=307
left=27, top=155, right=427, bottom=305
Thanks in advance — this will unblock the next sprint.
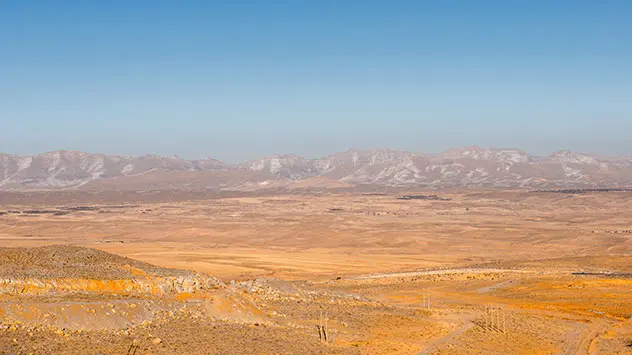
left=1, top=147, right=631, bottom=191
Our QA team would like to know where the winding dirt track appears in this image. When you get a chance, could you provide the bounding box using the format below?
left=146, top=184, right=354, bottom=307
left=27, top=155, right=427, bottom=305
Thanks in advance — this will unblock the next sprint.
left=417, top=313, right=477, bottom=355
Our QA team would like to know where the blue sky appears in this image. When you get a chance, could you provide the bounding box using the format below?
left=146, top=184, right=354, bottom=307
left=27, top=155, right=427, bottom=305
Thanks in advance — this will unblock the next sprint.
left=1, top=1, right=631, bottom=162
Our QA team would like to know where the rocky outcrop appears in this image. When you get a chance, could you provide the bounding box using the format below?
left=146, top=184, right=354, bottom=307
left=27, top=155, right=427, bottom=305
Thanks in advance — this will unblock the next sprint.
left=0, top=275, right=223, bottom=296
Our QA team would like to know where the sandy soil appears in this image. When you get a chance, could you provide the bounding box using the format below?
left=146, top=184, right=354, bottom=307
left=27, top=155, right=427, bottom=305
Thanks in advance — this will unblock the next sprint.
left=1, top=189, right=631, bottom=354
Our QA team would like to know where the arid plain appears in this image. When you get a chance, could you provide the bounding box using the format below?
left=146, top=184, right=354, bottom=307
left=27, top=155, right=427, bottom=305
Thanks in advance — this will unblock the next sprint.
left=1, top=189, right=632, bottom=354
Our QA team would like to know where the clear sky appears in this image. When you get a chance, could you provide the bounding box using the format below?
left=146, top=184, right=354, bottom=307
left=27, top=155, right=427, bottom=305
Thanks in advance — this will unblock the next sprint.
left=1, top=1, right=631, bottom=162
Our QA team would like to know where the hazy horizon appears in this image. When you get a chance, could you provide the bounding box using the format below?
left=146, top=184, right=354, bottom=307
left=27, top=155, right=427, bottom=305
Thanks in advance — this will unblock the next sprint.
left=1, top=144, right=630, bottom=165
left=2, top=1, right=631, bottom=162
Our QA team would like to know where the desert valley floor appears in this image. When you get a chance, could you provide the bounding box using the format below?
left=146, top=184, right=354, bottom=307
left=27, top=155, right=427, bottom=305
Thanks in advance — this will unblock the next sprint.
left=1, top=189, right=631, bottom=354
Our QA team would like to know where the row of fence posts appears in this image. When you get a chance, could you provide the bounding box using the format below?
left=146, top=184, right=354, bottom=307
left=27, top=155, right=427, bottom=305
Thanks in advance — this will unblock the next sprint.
left=422, top=289, right=508, bottom=335
left=421, top=287, right=431, bottom=311
left=317, top=311, right=329, bottom=344
left=483, top=305, right=506, bottom=333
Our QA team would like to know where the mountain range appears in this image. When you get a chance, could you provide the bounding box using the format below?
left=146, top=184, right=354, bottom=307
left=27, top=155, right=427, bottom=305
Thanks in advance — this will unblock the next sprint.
left=1, top=147, right=631, bottom=191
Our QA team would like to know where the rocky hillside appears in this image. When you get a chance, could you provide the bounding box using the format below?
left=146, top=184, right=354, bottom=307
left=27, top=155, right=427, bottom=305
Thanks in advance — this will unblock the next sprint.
left=0, top=151, right=226, bottom=190
left=2, top=147, right=632, bottom=190
left=0, top=245, right=223, bottom=296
